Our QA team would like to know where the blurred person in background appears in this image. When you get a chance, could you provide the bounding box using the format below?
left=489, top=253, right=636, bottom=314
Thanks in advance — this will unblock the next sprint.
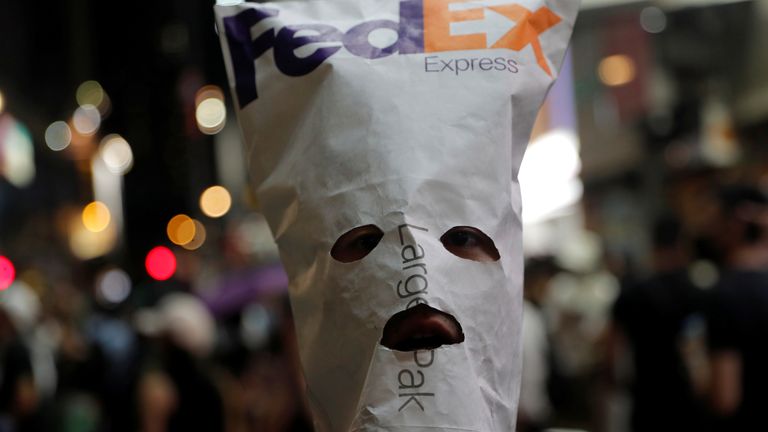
left=544, top=233, right=620, bottom=431
left=0, top=284, right=42, bottom=432
left=82, top=298, right=141, bottom=432
left=217, top=296, right=312, bottom=432
left=135, top=292, right=224, bottom=432
left=245, top=298, right=312, bottom=432
left=51, top=281, right=109, bottom=432
left=606, top=215, right=709, bottom=432
left=518, top=257, right=559, bottom=432
left=706, top=184, right=768, bottom=431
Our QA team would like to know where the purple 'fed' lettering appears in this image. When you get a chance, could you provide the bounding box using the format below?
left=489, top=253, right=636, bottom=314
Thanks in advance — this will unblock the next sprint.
left=222, top=0, right=559, bottom=107
left=344, top=20, right=400, bottom=59
left=223, top=0, right=428, bottom=107
left=223, top=7, right=278, bottom=107
left=274, top=24, right=343, bottom=76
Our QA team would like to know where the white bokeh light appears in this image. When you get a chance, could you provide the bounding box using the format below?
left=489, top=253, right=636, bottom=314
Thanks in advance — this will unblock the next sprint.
left=519, top=130, right=583, bottom=224
left=100, top=134, right=134, bottom=175
left=640, top=6, right=667, bottom=34
left=196, top=98, right=226, bottom=134
left=1, top=117, right=36, bottom=188
left=73, top=104, right=101, bottom=135
left=96, top=268, right=132, bottom=306
left=45, top=121, right=72, bottom=151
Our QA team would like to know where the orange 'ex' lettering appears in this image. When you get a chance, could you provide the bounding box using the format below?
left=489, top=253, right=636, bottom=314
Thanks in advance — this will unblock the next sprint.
left=423, top=0, right=562, bottom=76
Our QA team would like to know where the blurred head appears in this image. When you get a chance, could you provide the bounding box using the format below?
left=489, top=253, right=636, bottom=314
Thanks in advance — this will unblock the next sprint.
left=715, top=184, right=768, bottom=265
left=0, top=281, right=41, bottom=337
left=524, top=256, right=560, bottom=305
left=650, top=214, right=690, bottom=271
left=135, top=293, right=215, bottom=358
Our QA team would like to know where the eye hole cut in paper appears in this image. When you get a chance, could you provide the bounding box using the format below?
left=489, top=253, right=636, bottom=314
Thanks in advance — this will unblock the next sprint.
left=331, top=224, right=385, bottom=263
left=440, top=226, right=500, bottom=262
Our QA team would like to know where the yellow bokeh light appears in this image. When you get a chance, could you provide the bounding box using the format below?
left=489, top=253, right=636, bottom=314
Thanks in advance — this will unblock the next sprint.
left=195, top=85, right=226, bottom=135
left=70, top=217, right=117, bottom=260
left=182, top=220, right=207, bottom=251
left=82, top=201, right=111, bottom=233
left=0, top=90, right=5, bottom=115
left=200, top=186, right=232, bottom=218
left=76, top=81, right=105, bottom=109
left=167, top=214, right=196, bottom=245
left=598, top=54, right=636, bottom=87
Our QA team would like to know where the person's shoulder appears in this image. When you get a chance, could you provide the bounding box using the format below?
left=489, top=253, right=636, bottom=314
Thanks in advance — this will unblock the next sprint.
left=713, top=270, right=768, bottom=296
left=705, top=270, right=768, bottom=314
left=611, top=278, right=649, bottom=321
left=616, top=272, right=680, bottom=302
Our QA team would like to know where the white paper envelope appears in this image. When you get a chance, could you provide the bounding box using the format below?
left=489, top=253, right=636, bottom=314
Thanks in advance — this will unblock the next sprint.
left=213, top=1, right=579, bottom=430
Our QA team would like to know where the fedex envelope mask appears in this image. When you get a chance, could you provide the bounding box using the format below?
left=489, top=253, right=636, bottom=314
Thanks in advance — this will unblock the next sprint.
left=214, top=0, right=579, bottom=430
left=280, top=177, right=522, bottom=432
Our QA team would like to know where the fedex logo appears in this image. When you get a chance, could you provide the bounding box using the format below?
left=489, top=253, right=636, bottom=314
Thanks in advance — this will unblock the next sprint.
left=223, top=0, right=562, bottom=107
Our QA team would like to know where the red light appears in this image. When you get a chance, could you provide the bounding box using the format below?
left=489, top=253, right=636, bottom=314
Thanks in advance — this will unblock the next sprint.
left=145, top=246, right=176, bottom=281
left=0, top=256, right=15, bottom=290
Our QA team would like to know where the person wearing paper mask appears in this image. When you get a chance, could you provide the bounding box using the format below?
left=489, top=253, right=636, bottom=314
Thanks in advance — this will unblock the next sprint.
left=214, top=0, right=579, bottom=430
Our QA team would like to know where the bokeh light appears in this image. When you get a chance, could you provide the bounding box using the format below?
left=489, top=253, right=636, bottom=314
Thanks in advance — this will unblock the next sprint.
left=76, top=80, right=111, bottom=116
left=195, top=85, right=226, bottom=135
left=200, top=185, right=232, bottom=218
left=689, top=260, right=719, bottom=290
left=181, top=220, right=207, bottom=251
left=96, top=268, right=132, bottom=306
left=65, top=117, right=98, bottom=161
left=82, top=201, right=111, bottom=233
left=598, top=54, right=636, bottom=87
left=520, top=130, right=582, bottom=224
left=640, top=6, right=667, bottom=34
left=72, top=104, right=101, bottom=135
left=145, top=246, right=177, bottom=281
left=76, top=81, right=105, bottom=109
left=0, top=90, right=4, bottom=115
left=100, top=134, right=134, bottom=175
left=167, top=214, right=196, bottom=246
left=69, top=211, right=117, bottom=260
left=196, top=99, right=226, bottom=134
left=0, top=116, right=36, bottom=188
left=45, top=121, right=72, bottom=151
left=0, top=256, right=15, bottom=290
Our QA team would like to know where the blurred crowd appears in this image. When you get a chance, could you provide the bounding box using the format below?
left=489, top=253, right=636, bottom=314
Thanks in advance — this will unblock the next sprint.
left=518, top=179, right=768, bottom=432
left=0, top=247, right=313, bottom=432
left=5, top=180, right=768, bottom=432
